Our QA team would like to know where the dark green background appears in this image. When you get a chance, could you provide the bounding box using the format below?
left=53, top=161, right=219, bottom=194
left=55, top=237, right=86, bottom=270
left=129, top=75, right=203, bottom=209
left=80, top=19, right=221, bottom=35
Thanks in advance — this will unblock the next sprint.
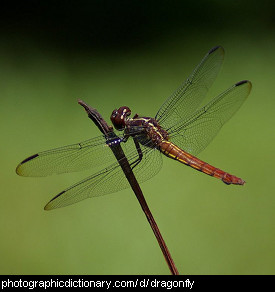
left=1, top=1, right=275, bottom=274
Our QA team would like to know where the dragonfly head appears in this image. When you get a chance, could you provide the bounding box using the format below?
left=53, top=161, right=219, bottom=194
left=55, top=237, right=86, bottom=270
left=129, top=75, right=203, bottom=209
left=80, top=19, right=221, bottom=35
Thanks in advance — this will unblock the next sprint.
left=110, top=106, right=131, bottom=130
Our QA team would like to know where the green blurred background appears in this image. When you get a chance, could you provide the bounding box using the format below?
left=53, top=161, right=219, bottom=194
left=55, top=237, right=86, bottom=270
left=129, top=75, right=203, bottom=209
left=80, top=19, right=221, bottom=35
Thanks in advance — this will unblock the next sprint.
left=1, top=0, right=275, bottom=275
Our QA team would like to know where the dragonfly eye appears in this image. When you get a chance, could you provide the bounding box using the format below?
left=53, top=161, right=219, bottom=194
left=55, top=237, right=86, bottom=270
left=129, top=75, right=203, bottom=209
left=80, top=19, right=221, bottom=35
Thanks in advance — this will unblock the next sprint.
left=110, top=106, right=131, bottom=130
left=111, top=110, right=118, bottom=118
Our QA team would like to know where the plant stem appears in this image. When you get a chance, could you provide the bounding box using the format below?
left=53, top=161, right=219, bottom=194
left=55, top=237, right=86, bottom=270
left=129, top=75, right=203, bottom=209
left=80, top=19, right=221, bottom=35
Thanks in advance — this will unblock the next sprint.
left=78, top=99, right=179, bottom=275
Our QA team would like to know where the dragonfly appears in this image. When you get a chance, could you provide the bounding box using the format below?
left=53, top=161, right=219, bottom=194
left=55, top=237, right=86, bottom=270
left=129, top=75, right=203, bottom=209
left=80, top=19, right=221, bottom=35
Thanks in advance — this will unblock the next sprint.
left=16, top=46, right=252, bottom=210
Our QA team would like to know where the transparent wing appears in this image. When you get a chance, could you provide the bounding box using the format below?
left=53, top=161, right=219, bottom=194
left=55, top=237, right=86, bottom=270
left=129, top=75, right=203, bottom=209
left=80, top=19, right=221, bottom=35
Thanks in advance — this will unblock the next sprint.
left=16, top=126, right=154, bottom=177
left=169, top=80, right=252, bottom=155
left=155, top=46, right=224, bottom=131
left=16, top=135, right=123, bottom=177
left=44, top=142, right=163, bottom=210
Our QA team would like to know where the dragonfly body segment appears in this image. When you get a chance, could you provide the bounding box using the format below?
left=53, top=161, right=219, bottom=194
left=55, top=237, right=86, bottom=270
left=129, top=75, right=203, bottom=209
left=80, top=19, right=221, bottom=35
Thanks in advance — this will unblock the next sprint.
left=124, top=117, right=169, bottom=148
left=159, top=140, right=244, bottom=185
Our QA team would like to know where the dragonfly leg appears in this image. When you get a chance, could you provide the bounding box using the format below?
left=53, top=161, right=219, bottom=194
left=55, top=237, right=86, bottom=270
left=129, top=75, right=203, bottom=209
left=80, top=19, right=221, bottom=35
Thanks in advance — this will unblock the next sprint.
left=131, top=137, right=143, bottom=170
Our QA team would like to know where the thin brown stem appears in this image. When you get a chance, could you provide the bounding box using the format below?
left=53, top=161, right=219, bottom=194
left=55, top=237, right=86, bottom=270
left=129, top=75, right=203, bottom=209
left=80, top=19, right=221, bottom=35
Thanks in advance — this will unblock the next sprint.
left=79, top=100, right=179, bottom=275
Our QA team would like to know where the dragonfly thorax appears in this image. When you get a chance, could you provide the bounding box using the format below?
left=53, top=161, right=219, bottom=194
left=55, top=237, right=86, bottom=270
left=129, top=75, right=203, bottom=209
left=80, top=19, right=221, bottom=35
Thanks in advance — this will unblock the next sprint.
left=125, top=116, right=170, bottom=148
left=110, top=106, right=131, bottom=130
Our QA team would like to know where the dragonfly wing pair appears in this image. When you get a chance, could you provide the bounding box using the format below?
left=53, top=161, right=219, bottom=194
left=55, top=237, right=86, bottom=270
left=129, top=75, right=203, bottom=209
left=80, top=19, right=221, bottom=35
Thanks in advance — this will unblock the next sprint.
left=17, top=135, right=163, bottom=210
left=155, top=46, right=251, bottom=155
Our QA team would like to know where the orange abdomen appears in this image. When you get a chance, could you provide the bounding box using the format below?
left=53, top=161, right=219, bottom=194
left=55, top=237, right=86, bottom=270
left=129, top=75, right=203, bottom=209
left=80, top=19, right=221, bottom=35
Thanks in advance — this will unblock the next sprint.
left=159, top=141, right=245, bottom=185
